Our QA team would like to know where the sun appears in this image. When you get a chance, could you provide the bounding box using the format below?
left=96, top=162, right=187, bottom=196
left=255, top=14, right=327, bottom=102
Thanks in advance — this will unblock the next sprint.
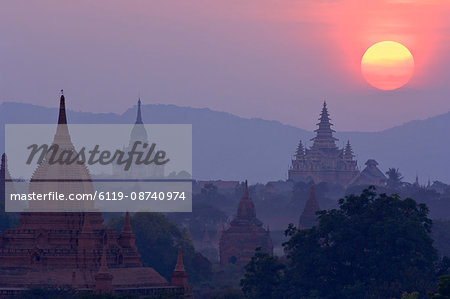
left=361, top=41, right=415, bottom=91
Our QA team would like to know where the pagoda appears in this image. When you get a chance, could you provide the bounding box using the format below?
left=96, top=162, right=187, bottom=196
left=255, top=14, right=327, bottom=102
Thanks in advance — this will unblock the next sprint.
left=219, top=181, right=272, bottom=266
left=0, top=92, right=186, bottom=296
left=112, top=98, right=164, bottom=178
left=288, top=102, right=360, bottom=186
left=299, top=186, right=320, bottom=229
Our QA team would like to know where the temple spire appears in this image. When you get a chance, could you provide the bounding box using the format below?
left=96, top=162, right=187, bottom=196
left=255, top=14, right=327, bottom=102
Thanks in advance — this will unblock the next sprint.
left=135, top=98, right=143, bottom=124
left=320, top=101, right=330, bottom=122
left=81, top=213, right=93, bottom=233
left=310, top=101, right=338, bottom=149
left=99, top=245, right=108, bottom=273
left=243, top=180, right=249, bottom=197
left=58, top=90, right=67, bottom=125
left=94, top=245, right=114, bottom=293
left=119, top=211, right=137, bottom=248
left=0, top=153, right=12, bottom=208
left=171, top=246, right=190, bottom=293
left=237, top=180, right=256, bottom=220
left=174, top=246, right=185, bottom=272
left=295, top=140, right=305, bottom=160
left=122, top=211, right=132, bottom=234
left=1, top=154, right=5, bottom=171
left=53, top=90, right=73, bottom=147
left=344, top=140, right=354, bottom=160
left=299, top=185, right=320, bottom=229
left=1, top=154, right=7, bottom=177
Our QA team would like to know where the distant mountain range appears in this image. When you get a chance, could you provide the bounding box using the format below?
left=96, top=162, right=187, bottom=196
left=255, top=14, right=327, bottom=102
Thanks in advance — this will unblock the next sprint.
left=0, top=101, right=448, bottom=184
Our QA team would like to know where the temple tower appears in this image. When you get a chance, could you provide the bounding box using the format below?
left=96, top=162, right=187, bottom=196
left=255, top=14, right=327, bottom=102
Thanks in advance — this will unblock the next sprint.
left=171, top=247, right=190, bottom=291
left=119, top=211, right=142, bottom=267
left=299, top=186, right=320, bottom=229
left=344, top=141, right=355, bottom=161
left=113, top=98, right=164, bottom=178
left=94, top=246, right=114, bottom=293
left=0, top=93, right=179, bottom=296
left=310, top=102, right=338, bottom=150
left=289, top=102, right=360, bottom=186
left=219, top=181, right=272, bottom=266
left=349, top=159, right=387, bottom=187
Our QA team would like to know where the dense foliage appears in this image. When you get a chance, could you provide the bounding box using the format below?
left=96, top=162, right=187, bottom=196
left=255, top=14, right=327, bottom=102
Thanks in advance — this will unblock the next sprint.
left=107, top=212, right=212, bottom=283
left=242, top=187, right=442, bottom=298
left=240, top=248, right=285, bottom=299
left=431, top=275, right=450, bottom=298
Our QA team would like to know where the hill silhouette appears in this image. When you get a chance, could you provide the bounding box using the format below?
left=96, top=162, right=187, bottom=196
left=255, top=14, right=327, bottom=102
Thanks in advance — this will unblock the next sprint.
left=0, top=101, right=448, bottom=184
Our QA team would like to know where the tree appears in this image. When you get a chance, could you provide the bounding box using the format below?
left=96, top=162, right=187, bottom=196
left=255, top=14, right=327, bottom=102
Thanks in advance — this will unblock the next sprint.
left=281, top=187, right=437, bottom=298
left=210, top=288, right=244, bottom=299
left=401, top=292, right=419, bottom=299
left=240, top=248, right=285, bottom=299
left=167, top=202, right=227, bottom=241
left=201, top=183, right=219, bottom=199
left=386, top=167, right=404, bottom=190
left=431, top=275, right=450, bottom=299
left=107, top=212, right=212, bottom=283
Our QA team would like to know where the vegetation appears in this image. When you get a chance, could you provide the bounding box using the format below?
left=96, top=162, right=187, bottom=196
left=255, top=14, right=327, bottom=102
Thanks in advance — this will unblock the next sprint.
left=240, top=248, right=285, bottom=299
left=431, top=275, right=450, bottom=298
left=106, top=212, right=212, bottom=283
left=241, top=187, right=445, bottom=298
left=386, top=167, right=404, bottom=190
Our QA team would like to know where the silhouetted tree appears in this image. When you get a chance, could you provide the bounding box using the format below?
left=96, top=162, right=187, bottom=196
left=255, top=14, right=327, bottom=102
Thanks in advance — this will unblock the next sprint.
left=242, top=187, right=439, bottom=298
left=201, top=183, right=219, bottom=199
left=283, top=187, right=437, bottom=298
left=386, top=167, right=404, bottom=190
left=240, top=248, right=285, bottom=299
left=210, top=288, right=244, bottom=299
left=401, top=292, right=419, bottom=299
left=431, top=275, right=450, bottom=298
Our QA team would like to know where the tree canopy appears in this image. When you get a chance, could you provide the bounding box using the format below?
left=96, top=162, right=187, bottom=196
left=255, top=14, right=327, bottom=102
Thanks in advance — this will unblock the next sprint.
left=107, top=212, right=212, bottom=283
left=242, top=187, right=440, bottom=299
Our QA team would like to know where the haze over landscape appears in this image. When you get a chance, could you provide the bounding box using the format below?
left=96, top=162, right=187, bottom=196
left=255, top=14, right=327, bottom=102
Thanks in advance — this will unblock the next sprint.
left=0, top=101, right=447, bottom=184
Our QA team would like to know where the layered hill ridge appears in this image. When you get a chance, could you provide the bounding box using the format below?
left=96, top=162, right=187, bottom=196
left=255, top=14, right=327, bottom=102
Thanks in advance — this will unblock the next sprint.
left=0, top=101, right=448, bottom=184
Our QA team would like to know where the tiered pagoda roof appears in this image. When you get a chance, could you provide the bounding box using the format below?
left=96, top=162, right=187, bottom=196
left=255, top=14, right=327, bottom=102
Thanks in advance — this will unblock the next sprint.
left=289, top=102, right=360, bottom=186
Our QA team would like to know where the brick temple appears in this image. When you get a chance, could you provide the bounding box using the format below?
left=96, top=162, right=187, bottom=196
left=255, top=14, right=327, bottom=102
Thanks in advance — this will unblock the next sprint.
left=0, top=93, right=190, bottom=297
left=288, top=102, right=360, bottom=186
left=219, top=181, right=273, bottom=266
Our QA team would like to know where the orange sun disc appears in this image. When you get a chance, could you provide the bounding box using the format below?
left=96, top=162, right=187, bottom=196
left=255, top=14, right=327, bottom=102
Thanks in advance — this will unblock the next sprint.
left=361, top=41, right=415, bottom=91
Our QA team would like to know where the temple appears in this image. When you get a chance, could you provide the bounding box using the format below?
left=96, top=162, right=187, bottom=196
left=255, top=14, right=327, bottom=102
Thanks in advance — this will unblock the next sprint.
left=350, top=159, right=387, bottom=187
left=288, top=102, right=360, bottom=186
left=219, top=181, right=273, bottom=266
left=0, top=93, right=189, bottom=297
left=299, top=186, right=320, bottom=229
left=113, top=98, right=164, bottom=178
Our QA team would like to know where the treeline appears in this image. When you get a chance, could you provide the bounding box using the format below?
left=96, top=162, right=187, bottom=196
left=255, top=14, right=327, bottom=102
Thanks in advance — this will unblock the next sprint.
left=239, top=187, right=450, bottom=299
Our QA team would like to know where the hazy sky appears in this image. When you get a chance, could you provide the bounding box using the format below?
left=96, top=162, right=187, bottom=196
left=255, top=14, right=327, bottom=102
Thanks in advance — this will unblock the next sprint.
left=1, top=0, right=449, bottom=131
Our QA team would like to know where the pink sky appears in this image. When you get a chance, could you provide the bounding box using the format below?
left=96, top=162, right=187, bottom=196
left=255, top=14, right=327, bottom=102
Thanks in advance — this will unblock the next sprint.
left=0, top=0, right=449, bottom=131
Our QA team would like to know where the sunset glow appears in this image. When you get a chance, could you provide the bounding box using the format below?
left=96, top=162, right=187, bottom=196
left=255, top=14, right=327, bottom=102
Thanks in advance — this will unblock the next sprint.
left=361, top=41, right=415, bottom=91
